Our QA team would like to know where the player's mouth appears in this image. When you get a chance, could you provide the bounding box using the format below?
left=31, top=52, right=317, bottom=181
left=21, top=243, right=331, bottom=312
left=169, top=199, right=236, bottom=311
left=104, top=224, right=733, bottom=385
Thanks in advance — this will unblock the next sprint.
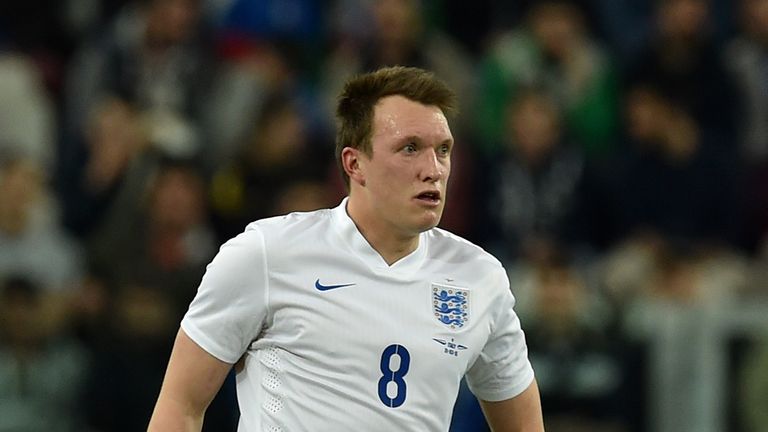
left=415, top=190, right=442, bottom=206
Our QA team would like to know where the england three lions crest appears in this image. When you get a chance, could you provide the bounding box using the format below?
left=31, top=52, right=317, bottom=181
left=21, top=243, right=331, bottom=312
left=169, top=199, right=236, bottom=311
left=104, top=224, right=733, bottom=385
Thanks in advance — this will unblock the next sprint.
left=431, top=284, right=470, bottom=330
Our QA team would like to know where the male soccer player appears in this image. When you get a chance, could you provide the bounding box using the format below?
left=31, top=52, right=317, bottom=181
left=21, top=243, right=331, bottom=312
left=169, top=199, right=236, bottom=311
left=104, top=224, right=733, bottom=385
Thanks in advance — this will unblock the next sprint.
left=148, top=66, right=544, bottom=431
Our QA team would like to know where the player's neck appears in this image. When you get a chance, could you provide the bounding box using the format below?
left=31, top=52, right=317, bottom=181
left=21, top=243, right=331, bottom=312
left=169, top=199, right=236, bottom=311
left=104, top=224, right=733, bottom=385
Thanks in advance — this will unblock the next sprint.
left=346, top=198, right=419, bottom=266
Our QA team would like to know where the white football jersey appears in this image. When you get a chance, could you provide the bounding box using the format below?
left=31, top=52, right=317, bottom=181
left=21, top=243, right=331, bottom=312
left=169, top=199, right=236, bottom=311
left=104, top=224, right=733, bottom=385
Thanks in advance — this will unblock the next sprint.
left=181, top=198, right=534, bottom=432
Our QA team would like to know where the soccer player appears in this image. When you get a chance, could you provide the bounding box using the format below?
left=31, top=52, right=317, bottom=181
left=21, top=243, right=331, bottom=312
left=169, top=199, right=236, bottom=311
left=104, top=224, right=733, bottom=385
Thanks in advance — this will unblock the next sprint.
left=148, top=66, right=544, bottom=431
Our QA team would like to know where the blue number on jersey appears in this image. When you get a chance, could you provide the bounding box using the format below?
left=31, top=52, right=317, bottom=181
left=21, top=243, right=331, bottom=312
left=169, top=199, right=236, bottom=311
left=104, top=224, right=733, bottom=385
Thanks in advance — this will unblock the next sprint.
left=378, top=344, right=411, bottom=408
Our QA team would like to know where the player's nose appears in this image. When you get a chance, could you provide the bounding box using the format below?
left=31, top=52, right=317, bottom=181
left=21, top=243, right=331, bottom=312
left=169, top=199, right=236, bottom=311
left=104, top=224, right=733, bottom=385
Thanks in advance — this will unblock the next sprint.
left=420, top=149, right=445, bottom=183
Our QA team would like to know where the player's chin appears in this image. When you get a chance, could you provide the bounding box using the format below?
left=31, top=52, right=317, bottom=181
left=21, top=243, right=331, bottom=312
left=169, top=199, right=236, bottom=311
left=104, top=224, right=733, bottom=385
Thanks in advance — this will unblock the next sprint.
left=414, top=209, right=444, bottom=231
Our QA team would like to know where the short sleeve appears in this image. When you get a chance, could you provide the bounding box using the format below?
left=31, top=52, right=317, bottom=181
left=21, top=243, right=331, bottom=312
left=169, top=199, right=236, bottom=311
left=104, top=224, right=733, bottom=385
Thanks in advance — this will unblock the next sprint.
left=465, top=268, right=535, bottom=402
left=181, top=225, right=269, bottom=364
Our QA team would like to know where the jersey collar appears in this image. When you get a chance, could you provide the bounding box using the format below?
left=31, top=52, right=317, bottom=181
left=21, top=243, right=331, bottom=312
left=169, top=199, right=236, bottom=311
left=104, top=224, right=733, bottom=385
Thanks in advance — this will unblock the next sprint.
left=331, top=197, right=428, bottom=275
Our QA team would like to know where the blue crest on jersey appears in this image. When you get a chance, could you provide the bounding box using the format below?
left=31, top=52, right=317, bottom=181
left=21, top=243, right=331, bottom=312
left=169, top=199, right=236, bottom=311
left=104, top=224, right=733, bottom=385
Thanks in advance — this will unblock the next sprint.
left=431, top=284, right=469, bottom=329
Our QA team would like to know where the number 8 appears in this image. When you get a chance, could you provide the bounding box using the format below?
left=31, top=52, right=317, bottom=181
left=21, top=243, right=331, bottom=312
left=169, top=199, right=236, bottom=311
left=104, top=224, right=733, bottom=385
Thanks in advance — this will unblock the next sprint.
left=378, top=344, right=411, bottom=408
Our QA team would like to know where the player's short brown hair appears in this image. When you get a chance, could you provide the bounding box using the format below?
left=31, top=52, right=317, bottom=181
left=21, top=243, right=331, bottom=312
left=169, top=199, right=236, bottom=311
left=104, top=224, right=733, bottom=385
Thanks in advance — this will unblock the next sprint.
left=335, top=66, right=457, bottom=186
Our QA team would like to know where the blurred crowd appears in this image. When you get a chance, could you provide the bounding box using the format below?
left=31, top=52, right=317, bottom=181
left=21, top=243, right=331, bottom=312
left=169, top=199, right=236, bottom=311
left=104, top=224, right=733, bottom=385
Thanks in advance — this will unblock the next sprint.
left=1, top=0, right=768, bottom=431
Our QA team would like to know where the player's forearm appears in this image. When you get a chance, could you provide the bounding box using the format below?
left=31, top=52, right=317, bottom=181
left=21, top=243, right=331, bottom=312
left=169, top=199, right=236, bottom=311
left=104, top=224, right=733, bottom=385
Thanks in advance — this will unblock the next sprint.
left=147, top=396, right=205, bottom=432
left=480, top=380, right=545, bottom=432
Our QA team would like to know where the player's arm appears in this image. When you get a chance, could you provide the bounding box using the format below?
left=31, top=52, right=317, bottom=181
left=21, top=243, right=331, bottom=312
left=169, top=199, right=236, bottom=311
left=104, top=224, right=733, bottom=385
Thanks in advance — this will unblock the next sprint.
left=479, top=379, right=545, bottom=432
left=148, top=328, right=233, bottom=432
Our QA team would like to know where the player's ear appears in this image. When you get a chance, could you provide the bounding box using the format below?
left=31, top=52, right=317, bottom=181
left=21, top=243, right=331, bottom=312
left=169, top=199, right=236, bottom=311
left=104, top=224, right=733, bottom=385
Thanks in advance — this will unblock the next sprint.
left=342, top=147, right=366, bottom=187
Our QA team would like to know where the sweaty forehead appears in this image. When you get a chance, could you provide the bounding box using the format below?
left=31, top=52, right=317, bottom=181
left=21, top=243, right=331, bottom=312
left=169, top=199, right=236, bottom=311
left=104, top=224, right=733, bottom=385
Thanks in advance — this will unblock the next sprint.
left=372, top=95, right=452, bottom=142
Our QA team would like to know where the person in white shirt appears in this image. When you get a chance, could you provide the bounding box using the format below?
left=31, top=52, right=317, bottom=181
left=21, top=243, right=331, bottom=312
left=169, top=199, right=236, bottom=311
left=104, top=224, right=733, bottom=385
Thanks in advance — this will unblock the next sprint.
left=148, top=66, right=544, bottom=432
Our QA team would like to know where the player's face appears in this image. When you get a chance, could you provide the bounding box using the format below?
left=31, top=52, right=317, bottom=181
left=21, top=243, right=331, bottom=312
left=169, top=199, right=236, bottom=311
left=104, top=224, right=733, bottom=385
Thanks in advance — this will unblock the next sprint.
left=360, top=95, right=453, bottom=236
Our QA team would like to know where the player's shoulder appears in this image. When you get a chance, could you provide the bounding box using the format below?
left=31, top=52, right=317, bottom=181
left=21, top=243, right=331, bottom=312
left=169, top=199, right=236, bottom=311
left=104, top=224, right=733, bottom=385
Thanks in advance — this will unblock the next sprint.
left=207, top=209, right=333, bottom=277
left=427, top=227, right=505, bottom=273
left=244, top=207, right=334, bottom=247
left=247, top=208, right=333, bottom=232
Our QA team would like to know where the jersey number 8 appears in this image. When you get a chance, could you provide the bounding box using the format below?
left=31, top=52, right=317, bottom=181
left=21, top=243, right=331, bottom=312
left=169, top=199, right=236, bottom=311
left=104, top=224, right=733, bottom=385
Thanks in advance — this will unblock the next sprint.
left=377, top=344, right=411, bottom=408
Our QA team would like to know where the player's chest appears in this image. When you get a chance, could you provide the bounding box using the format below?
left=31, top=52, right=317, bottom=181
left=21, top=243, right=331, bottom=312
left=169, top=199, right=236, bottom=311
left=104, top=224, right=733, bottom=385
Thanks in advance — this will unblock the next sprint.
left=264, top=266, right=489, bottom=374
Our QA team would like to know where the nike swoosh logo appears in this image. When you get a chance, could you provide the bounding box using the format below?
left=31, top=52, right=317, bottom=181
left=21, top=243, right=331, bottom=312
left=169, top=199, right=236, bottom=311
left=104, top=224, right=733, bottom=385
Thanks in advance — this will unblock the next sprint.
left=315, top=279, right=356, bottom=291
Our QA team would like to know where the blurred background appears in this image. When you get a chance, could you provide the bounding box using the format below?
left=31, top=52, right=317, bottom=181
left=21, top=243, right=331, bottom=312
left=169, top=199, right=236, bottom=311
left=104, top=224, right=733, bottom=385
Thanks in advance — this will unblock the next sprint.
left=0, top=0, right=767, bottom=431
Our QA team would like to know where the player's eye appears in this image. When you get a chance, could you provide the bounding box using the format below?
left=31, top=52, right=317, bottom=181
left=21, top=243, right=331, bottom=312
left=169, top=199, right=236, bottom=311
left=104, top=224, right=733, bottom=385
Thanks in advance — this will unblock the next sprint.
left=438, top=143, right=451, bottom=156
left=403, top=143, right=417, bottom=153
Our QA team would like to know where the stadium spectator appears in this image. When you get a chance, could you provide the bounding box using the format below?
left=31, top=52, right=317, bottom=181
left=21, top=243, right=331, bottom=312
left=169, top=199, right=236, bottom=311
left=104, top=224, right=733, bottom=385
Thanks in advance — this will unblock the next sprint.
left=0, top=53, right=56, bottom=171
left=595, top=84, right=743, bottom=250
left=209, top=93, right=334, bottom=241
left=477, top=0, right=619, bottom=158
left=83, top=281, right=195, bottom=432
left=322, top=0, right=476, bottom=135
left=63, top=0, right=214, bottom=162
left=614, top=241, right=747, bottom=431
left=88, top=159, right=215, bottom=319
left=520, top=258, right=628, bottom=432
left=627, top=0, right=740, bottom=143
left=476, top=88, right=585, bottom=263
left=0, top=276, right=89, bottom=432
left=725, top=0, right=768, bottom=164
left=0, top=157, right=84, bottom=292
left=200, top=0, right=323, bottom=172
left=58, top=98, right=155, bottom=238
